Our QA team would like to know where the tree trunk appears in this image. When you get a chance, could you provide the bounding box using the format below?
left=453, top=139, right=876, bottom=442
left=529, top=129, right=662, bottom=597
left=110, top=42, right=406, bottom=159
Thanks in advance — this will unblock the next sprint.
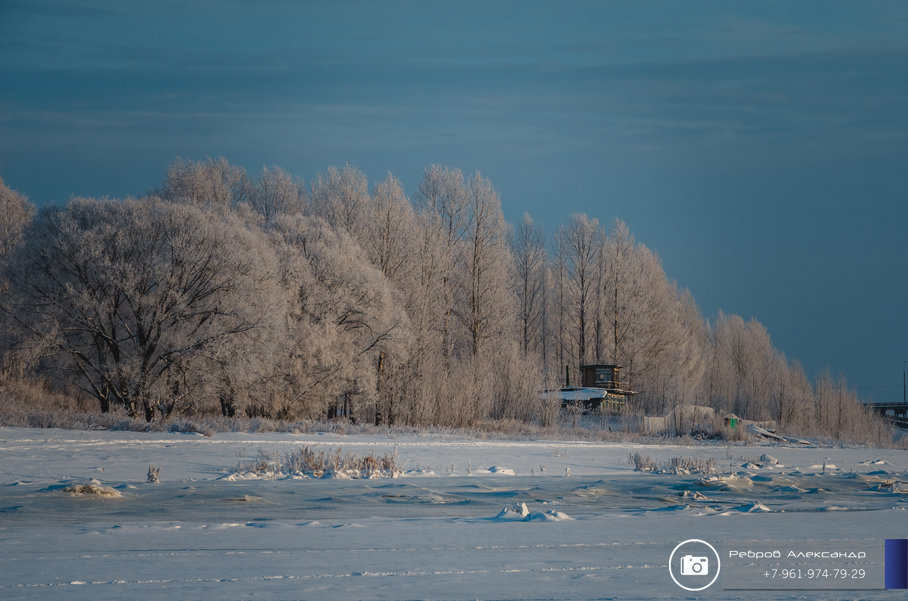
left=219, top=394, right=236, bottom=418
left=98, top=387, right=110, bottom=413
left=374, top=352, right=385, bottom=426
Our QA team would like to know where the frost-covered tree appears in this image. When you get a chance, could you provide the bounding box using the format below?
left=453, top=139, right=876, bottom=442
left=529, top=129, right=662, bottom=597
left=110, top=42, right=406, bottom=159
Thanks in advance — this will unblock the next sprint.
left=248, top=165, right=305, bottom=223
left=379, top=166, right=465, bottom=425
left=362, top=173, right=416, bottom=424
left=457, top=172, right=514, bottom=359
left=554, top=213, right=602, bottom=377
left=270, top=215, right=408, bottom=421
left=413, top=165, right=468, bottom=360
left=672, top=290, right=709, bottom=403
left=644, top=289, right=709, bottom=414
left=160, top=157, right=249, bottom=207
left=774, top=359, right=813, bottom=429
left=390, top=208, right=448, bottom=425
left=706, top=311, right=778, bottom=420
left=0, top=176, right=33, bottom=264
left=809, top=372, right=891, bottom=443
left=310, top=164, right=371, bottom=243
left=510, top=213, right=546, bottom=358
left=5, top=197, right=282, bottom=419
left=0, top=156, right=889, bottom=441
left=365, top=173, right=414, bottom=284
left=549, top=245, right=569, bottom=384
left=598, top=219, right=682, bottom=395
left=0, top=176, right=35, bottom=364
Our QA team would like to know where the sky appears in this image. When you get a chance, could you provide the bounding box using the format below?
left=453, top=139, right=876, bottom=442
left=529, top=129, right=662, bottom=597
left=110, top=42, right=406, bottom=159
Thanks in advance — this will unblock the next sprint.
left=2, top=0, right=907, bottom=400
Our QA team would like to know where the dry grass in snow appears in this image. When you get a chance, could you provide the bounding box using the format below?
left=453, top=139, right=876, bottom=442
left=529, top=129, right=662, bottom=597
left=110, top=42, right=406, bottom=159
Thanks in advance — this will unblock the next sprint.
left=227, top=446, right=400, bottom=480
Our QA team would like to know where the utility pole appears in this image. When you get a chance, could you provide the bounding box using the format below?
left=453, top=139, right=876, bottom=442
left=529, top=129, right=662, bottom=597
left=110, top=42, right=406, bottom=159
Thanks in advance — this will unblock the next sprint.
left=903, top=360, right=906, bottom=404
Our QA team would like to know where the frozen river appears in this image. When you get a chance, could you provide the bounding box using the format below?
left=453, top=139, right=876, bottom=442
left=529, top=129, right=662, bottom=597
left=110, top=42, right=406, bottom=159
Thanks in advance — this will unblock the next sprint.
left=1, top=427, right=906, bottom=600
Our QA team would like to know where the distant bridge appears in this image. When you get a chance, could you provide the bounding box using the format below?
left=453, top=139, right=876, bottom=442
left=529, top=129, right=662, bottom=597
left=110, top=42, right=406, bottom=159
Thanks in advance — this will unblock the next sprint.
left=868, top=402, right=908, bottom=429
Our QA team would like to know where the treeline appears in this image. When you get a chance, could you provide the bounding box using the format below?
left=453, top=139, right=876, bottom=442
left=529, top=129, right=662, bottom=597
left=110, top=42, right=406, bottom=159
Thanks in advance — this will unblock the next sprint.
left=0, top=160, right=891, bottom=442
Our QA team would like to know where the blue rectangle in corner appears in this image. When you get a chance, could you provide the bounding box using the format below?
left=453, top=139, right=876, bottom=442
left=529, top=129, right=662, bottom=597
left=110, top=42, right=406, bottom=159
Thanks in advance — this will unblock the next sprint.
left=885, top=539, right=908, bottom=589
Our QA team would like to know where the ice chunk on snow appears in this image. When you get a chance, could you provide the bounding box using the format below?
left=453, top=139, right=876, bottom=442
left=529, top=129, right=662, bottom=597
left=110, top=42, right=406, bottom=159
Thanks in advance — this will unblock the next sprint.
left=224, top=494, right=267, bottom=503
left=679, top=490, right=708, bottom=500
left=486, top=466, right=515, bottom=475
left=494, top=502, right=573, bottom=522
left=696, top=474, right=753, bottom=490
left=62, top=479, right=122, bottom=497
left=875, top=481, right=906, bottom=493
left=697, top=476, right=724, bottom=487
left=496, top=502, right=529, bottom=520
left=736, top=501, right=772, bottom=513
left=525, top=510, right=574, bottom=522
left=775, top=485, right=807, bottom=494
left=405, top=467, right=435, bottom=476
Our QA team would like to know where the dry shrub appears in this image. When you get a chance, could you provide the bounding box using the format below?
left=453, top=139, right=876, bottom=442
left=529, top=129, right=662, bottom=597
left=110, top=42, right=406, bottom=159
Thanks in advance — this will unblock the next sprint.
left=630, top=452, right=717, bottom=475
left=234, top=446, right=400, bottom=479
left=630, top=452, right=656, bottom=472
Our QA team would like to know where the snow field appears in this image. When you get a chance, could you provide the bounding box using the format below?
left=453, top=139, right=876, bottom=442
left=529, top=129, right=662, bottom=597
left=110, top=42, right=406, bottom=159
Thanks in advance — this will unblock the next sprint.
left=1, top=427, right=906, bottom=600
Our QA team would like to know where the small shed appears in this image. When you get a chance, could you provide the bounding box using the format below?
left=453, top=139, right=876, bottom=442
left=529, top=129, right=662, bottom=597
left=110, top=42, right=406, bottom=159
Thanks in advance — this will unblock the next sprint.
left=556, top=364, right=636, bottom=413
left=579, top=364, right=634, bottom=395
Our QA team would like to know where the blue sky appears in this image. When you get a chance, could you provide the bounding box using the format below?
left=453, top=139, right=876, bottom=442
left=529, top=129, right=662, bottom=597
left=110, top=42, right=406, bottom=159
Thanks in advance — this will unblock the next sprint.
left=2, top=0, right=908, bottom=399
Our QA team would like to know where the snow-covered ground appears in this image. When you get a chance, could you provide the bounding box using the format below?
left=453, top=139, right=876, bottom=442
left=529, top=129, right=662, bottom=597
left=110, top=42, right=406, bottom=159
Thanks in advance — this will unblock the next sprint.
left=1, top=427, right=906, bottom=600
